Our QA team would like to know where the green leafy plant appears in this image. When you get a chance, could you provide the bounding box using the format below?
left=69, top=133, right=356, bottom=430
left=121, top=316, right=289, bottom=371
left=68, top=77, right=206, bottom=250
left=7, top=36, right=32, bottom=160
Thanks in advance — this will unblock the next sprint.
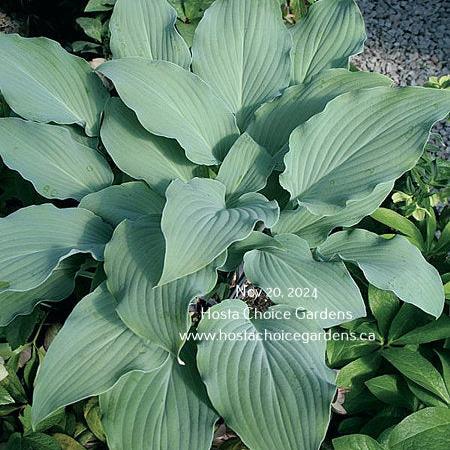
left=73, top=0, right=316, bottom=55
left=0, top=311, right=108, bottom=449
left=0, top=0, right=449, bottom=449
left=326, top=189, right=450, bottom=448
left=73, top=0, right=216, bottom=54
left=327, top=287, right=450, bottom=449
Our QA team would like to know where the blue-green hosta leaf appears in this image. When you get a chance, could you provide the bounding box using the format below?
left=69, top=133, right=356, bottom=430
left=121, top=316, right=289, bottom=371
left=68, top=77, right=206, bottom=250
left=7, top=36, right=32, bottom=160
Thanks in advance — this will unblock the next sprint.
left=0, top=118, right=113, bottom=200
left=0, top=258, right=79, bottom=327
left=105, top=215, right=224, bottom=355
left=79, top=182, right=165, bottom=227
left=100, top=345, right=218, bottom=450
left=65, top=124, right=99, bottom=149
left=32, top=283, right=168, bottom=426
left=318, top=229, right=445, bottom=317
left=159, top=178, right=279, bottom=285
left=216, top=133, right=274, bottom=203
left=98, top=59, right=240, bottom=165
left=220, top=231, right=283, bottom=273
left=110, top=0, right=190, bottom=67
left=0, top=205, right=112, bottom=293
left=243, top=233, right=365, bottom=327
left=192, top=0, right=291, bottom=128
left=272, top=181, right=394, bottom=247
left=100, top=99, right=201, bottom=195
left=247, top=69, right=392, bottom=158
left=388, top=407, right=450, bottom=450
left=281, top=87, right=450, bottom=216
left=0, top=34, right=109, bottom=136
left=290, top=0, right=366, bottom=85
left=197, top=300, right=336, bottom=450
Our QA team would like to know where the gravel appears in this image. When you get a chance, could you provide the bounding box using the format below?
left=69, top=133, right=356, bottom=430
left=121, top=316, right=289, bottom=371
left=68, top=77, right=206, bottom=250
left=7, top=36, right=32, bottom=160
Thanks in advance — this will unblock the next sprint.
left=353, top=0, right=449, bottom=86
left=352, top=0, right=449, bottom=152
left=0, top=11, right=22, bottom=34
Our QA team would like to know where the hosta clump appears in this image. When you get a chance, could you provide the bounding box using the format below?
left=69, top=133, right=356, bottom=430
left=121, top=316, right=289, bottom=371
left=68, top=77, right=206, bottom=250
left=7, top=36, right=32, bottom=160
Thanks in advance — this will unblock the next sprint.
left=0, top=0, right=449, bottom=449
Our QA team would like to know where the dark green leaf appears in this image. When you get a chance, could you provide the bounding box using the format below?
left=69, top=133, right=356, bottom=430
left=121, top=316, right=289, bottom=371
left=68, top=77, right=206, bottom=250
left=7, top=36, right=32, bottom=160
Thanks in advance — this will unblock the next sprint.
left=368, top=286, right=400, bottom=338
left=382, top=348, right=450, bottom=404
left=83, top=398, right=105, bottom=442
left=0, top=386, right=14, bottom=406
left=333, top=434, right=384, bottom=450
left=25, top=433, right=61, bottom=450
left=85, top=0, right=116, bottom=12
left=1, top=366, right=27, bottom=404
left=371, top=207, right=425, bottom=250
left=76, top=17, right=103, bottom=43
left=407, top=381, right=448, bottom=408
left=52, top=434, right=84, bottom=450
left=5, top=433, right=31, bottom=450
left=336, top=354, right=382, bottom=390
left=436, top=350, right=450, bottom=394
left=388, top=303, right=431, bottom=343
left=327, top=333, right=381, bottom=368
left=359, top=406, right=406, bottom=438
left=388, top=407, right=450, bottom=450
left=393, top=315, right=450, bottom=345
left=365, top=374, right=415, bottom=409
left=5, top=310, right=43, bottom=350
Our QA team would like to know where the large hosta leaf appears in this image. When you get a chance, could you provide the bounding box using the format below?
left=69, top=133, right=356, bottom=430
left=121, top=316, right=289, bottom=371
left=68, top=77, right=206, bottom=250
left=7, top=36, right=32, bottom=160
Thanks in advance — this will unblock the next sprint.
left=290, top=0, right=366, bottom=84
left=0, top=118, right=113, bottom=200
left=98, top=59, right=239, bottom=165
left=220, top=231, right=283, bottom=272
left=100, top=99, right=201, bottom=195
left=0, top=205, right=112, bottom=293
left=216, top=133, right=274, bottom=202
left=79, top=182, right=165, bottom=226
left=318, top=229, right=445, bottom=317
left=105, top=215, right=224, bottom=355
left=247, top=69, right=392, bottom=158
left=272, top=181, right=394, bottom=247
left=159, top=178, right=279, bottom=285
left=192, top=0, right=291, bottom=128
left=0, top=258, right=79, bottom=327
left=32, top=283, right=168, bottom=426
left=281, top=87, right=450, bottom=216
left=197, top=300, right=336, bottom=450
left=244, top=233, right=365, bottom=326
left=0, top=34, right=109, bottom=136
left=110, top=0, right=190, bottom=67
left=100, top=344, right=218, bottom=450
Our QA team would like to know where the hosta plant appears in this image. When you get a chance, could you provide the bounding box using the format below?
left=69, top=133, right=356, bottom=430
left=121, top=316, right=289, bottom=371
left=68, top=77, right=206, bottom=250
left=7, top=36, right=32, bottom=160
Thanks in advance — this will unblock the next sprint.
left=0, top=0, right=449, bottom=449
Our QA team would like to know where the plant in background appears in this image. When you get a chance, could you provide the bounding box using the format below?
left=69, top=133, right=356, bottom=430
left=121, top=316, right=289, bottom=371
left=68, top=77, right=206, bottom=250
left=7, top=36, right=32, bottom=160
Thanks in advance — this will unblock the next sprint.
left=0, top=310, right=108, bottom=449
left=0, top=0, right=449, bottom=449
left=1, top=0, right=86, bottom=43
left=73, top=0, right=317, bottom=55
left=325, top=168, right=450, bottom=448
left=327, top=285, right=450, bottom=448
left=388, top=75, right=450, bottom=223
left=73, top=0, right=215, bottom=55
